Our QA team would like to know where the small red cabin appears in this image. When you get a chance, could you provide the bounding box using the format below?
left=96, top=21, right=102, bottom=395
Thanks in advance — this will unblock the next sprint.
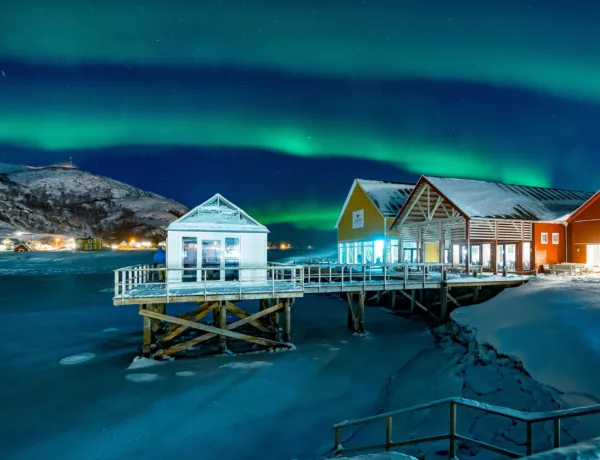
left=14, top=243, right=32, bottom=253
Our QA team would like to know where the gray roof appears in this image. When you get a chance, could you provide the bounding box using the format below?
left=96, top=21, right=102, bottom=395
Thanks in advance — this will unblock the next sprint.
left=357, top=179, right=415, bottom=217
left=425, top=176, right=595, bottom=221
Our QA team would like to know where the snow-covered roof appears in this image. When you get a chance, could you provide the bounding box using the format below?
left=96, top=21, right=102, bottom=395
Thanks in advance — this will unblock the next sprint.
left=168, top=194, right=268, bottom=233
left=357, top=180, right=415, bottom=217
left=335, top=179, right=415, bottom=228
left=425, top=176, right=595, bottom=221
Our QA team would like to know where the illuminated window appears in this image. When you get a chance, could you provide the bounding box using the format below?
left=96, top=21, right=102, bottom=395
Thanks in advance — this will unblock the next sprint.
left=541, top=233, right=548, bottom=244
left=552, top=233, right=559, bottom=245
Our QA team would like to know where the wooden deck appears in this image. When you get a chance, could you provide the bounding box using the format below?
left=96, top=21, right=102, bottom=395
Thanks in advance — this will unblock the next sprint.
left=113, top=263, right=530, bottom=306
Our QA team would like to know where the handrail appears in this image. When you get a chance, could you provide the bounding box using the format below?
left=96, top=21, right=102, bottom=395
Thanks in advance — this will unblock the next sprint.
left=332, top=396, right=600, bottom=458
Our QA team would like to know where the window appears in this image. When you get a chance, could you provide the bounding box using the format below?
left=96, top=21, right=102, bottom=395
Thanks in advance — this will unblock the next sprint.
left=85, top=244, right=91, bottom=250
left=552, top=233, right=559, bottom=245
left=339, top=243, right=347, bottom=264
left=541, top=233, right=548, bottom=244
left=182, top=237, right=198, bottom=282
left=523, top=242, right=531, bottom=270
left=224, top=237, right=240, bottom=281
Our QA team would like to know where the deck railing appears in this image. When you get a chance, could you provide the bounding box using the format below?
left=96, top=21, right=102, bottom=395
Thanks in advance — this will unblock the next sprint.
left=114, top=264, right=304, bottom=302
left=332, top=397, right=600, bottom=458
left=113, top=262, right=529, bottom=302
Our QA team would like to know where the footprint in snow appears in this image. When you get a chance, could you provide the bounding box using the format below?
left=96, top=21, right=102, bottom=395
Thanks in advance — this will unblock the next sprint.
left=103, top=327, right=119, bottom=333
left=59, top=353, right=96, bottom=365
left=329, top=348, right=340, bottom=351
left=340, top=340, right=348, bottom=344
left=125, top=373, right=159, bottom=383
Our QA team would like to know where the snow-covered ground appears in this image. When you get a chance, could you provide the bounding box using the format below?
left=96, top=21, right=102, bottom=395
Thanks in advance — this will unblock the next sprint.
left=1, top=253, right=598, bottom=459
left=453, top=275, right=600, bottom=443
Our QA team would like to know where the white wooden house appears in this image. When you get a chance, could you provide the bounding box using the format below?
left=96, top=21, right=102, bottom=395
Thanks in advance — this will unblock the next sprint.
left=166, top=194, right=269, bottom=285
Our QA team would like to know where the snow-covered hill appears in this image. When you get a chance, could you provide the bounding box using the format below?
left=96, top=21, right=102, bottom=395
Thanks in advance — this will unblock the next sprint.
left=0, top=163, right=188, bottom=240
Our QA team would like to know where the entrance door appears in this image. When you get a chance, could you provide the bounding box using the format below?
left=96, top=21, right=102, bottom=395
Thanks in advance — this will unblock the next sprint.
left=497, top=244, right=517, bottom=271
left=586, top=245, right=600, bottom=266
left=202, top=240, right=222, bottom=281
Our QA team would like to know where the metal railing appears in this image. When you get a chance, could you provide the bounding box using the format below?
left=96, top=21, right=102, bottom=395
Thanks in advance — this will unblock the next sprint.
left=114, top=264, right=304, bottom=302
left=332, top=397, right=600, bottom=458
left=302, top=263, right=451, bottom=291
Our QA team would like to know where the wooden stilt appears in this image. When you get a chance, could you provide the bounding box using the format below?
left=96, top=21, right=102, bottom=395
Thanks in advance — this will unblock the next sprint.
left=272, top=300, right=280, bottom=341
left=440, top=284, right=448, bottom=320
left=141, top=304, right=152, bottom=355
left=283, top=299, right=292, bottom=342
left=346, top=292, right=357, bottom=331
left=218, top=302, right=227, bottom=353
left=357, top=292, right=366, bottom=334
left=419, top=289, right=424, bottom=305
left=376, top=291, right=381, bottom=304
left=391, top=290, right=397, bottom=310
left=473, top=287, right=479, bottom=303
left=410, top=289, right=416, bottom=313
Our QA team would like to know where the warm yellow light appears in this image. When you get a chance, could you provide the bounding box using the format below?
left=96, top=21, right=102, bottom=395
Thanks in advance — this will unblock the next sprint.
left=130, top=239, right=135, bottom=244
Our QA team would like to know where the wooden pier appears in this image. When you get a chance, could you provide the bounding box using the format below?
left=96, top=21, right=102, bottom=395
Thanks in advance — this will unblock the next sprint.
left=113, top=263, right=529, bottom=358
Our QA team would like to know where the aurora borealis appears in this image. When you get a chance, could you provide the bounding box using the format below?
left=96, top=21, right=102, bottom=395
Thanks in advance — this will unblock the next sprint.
left=2, top=1, right=600, bottom=245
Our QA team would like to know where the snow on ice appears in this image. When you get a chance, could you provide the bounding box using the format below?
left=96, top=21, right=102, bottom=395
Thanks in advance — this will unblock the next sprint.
left=59, top=353, right=96, bottom=365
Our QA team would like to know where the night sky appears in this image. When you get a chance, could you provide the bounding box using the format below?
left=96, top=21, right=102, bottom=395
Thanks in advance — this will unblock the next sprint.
left=2, top=1, right=600, bottom=247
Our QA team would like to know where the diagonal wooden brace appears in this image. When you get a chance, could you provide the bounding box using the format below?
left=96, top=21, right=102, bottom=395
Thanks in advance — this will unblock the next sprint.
left=225, top=302, right=269, bottom=332
left=159, top=302, right=219, bottom=343
left=142, top=304, right=288, bottom=357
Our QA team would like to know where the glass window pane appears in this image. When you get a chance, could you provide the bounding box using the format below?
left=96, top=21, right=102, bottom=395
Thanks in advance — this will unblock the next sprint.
left=225, top=237, right=240, bottom=281
left=202, top=240, right=222, bottom=281
left=364, top=241, right=374, bottom=264
left=182, top=237, right=198, bottom=282
left=482, top=244, right=491, bottom=268
left=356, top=242, right=364, bottom=264
left=374, top=240, right=384, bottom=264
left=471, top=245, right=481, bottom=265
left=453, top=245, right=460, bottom=265
left=347, top=243, right=355, bottom=264
left=339, top=243, right=347, bottom=263
left=522, top=242, right=530, bottom=270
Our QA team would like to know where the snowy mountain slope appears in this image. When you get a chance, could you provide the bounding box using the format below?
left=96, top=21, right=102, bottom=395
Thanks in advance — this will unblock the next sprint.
left=0, top=164, right=188, bottom=240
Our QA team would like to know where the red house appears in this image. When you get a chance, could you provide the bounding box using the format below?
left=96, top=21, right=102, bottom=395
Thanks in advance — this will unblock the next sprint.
left=14, top=243, right=32, bottom=253
left=390, top=176, right=599, bottom=273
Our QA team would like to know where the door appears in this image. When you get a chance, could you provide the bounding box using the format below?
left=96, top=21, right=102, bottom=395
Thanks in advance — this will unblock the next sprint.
left=182, top=237, right=198, bottom=282
left=202, top=240, right=222, bottom=281
left=497, top=244, right=517, bottom=271
left=586, top=245, right=600, bottom=266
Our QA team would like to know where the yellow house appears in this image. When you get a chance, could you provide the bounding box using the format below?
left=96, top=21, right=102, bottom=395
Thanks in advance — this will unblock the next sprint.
left=76, top=236, right=103, bottom=251
left=335, top=179, right=414, bottom=264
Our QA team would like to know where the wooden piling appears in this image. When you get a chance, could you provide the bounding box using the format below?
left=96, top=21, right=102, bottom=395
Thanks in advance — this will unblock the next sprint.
left=410, top=290, right=416, bottom=313
left=218, top=301, right=227, bottom=352
left=283, top=299, right=292, bottom=342
left=357, top=292, right=366, bottom=334
left=391, top=290, right=397, bottom=310
left=440, top=284, right=448, bottom=320
left=346, top=292, right=357, bottom=332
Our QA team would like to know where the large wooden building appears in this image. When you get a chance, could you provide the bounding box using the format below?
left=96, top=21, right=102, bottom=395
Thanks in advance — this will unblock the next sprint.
left=336, top=179, right=414, bottom=264
left=390, top=176, right=598, bottom=273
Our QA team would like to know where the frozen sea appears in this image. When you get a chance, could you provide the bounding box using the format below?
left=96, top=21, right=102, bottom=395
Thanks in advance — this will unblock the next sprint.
left=1, top=251, right=599, bottom=459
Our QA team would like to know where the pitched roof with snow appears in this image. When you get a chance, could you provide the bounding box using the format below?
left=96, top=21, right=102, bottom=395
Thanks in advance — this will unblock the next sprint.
left=357, top=179, right=415, bottom=217
left=425, top=176, right=595, bottom=221
left=168, top=194, right=268, bottom=233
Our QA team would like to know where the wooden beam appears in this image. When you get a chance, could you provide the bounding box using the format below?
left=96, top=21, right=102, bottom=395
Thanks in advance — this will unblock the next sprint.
left=447, top=292, right=461, bottom=307
left=398, top=290, right=438, bottom=319
left=140, top=309, right=286, bottom=351
left=357, top=292, right=366, bottom=334
left=154, top=302, right=287, bottom=356
left=283, top=299, right=292, bottom=342
left=399, top=183, right=428, bottom=226
left=165, top=301, right=210, bottom=333
left=346, top=293, right=357, bottom=331
left=160, top=302, right=219, bottom=343
left=218, top=302, right=227, bottom=352
left=430, top=196, right=443, bottom=220
left=225, top=302, right=269, bottom=332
